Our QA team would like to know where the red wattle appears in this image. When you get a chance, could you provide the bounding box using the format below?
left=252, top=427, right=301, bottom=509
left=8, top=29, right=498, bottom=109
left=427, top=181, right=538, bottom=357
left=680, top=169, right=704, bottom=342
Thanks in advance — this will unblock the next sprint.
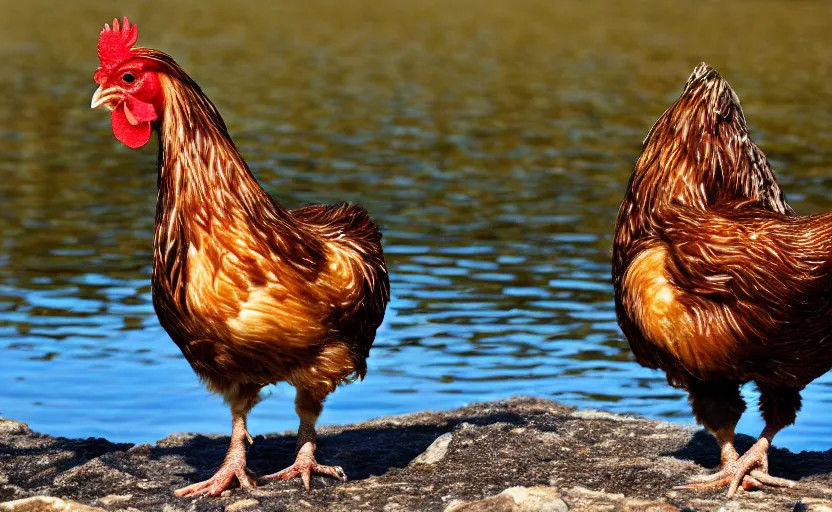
left=112, top=103, right=152, bottom=149
left=124, top=97, right=158, bottom=125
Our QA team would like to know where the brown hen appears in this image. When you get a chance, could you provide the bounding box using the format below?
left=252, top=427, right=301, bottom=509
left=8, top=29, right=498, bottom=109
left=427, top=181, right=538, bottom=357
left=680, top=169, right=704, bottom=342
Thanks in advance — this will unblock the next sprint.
left=90, top=18, right=390, bottom=497
left=613, top=63, right=831, bottom=496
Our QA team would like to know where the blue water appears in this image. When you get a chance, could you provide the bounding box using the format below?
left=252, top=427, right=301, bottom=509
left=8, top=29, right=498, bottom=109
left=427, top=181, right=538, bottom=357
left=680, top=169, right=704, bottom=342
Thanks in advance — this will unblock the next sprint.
left=2, top=0, right=832, bottom=453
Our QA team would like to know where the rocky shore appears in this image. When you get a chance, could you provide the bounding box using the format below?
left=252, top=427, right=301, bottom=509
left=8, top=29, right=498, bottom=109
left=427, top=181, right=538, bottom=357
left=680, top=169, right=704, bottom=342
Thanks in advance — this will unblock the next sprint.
left=2, top=397, right=832, bottom=511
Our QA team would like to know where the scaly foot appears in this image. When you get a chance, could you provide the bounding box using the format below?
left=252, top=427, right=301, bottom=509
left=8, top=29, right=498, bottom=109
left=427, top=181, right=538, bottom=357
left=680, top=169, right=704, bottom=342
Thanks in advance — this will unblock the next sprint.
left=675, top=438, right=796, bottom=497
left=175, top=461, right=256, bottom=497
left=264, top=442, right=346, bottom=491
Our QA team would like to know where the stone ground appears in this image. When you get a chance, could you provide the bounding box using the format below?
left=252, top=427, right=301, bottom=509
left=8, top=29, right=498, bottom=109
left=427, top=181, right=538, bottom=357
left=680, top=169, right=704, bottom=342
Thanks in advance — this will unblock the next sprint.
left=1, top=397, right=832, bottom=511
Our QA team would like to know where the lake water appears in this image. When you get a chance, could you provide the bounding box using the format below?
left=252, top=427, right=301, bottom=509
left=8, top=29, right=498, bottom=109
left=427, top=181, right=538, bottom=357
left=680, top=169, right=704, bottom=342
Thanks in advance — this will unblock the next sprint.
left=2, top=0, right=832, bottom=452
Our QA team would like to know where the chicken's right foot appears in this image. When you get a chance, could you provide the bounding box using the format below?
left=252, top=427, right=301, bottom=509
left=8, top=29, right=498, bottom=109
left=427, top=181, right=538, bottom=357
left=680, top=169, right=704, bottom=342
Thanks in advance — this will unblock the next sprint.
left=174, top=462, right=256, bottom=497
left=675, top=437, right=795, bottom=497
left=175, top=414, right=256, bottom=498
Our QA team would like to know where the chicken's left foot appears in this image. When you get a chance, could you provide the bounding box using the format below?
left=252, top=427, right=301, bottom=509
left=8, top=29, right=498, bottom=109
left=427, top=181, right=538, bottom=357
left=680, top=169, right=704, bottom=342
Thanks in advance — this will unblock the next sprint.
left=675, top=437, right=796, bottom=497
left=264, top=442, right=346, bottom=491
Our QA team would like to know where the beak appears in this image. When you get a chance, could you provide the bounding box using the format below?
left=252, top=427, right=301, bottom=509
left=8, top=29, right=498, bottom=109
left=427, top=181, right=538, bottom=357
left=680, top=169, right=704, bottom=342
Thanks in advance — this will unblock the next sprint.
left=91, top=85, right=120, bottom=110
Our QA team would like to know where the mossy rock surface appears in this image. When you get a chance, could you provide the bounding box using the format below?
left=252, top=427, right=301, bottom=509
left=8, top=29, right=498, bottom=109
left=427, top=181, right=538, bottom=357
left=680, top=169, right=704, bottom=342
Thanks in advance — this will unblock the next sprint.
left=1, top=397, right=831, bottom=511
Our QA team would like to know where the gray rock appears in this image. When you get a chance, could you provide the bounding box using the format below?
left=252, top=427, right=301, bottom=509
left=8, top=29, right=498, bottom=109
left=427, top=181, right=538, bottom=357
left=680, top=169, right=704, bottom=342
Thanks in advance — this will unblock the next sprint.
left=502, top=487, right=568, bottom=512
left=799, top=499, right=832, bottom=511
left=0, top=496, right=105, bottom=512
left=448, top=487, right=568, bottom=512
left=0, top=420, right=29, bottom=437
left=411, top=433, right=453, bottom=465
left=223, top=499, right=259, bottom=512
left=0, top=397, right=830, bottom=511
left=445, top=494, right=519, bottom=512
left=563, top=486, right=677, bottom=511
left=95, top=496, right=132, bottom=507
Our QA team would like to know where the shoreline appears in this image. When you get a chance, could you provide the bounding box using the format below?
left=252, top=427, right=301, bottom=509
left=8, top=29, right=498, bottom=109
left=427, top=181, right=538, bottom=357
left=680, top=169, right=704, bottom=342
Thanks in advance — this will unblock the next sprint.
left=1, top=397, right=831, bottom=511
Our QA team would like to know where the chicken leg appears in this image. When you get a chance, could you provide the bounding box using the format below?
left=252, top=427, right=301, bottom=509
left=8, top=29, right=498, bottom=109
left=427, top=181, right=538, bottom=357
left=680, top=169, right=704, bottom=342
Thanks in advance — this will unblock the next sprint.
left=713, top=426, right=740, bottom=467
left=677, top=425, right=796, bottom=497
left=687, top=382, right=745, bottom=467
left=264, top=388, right=346, bottom=490
left=175, top=386, right=260, bottom=497
left=678, top=385, right=799, bottom=497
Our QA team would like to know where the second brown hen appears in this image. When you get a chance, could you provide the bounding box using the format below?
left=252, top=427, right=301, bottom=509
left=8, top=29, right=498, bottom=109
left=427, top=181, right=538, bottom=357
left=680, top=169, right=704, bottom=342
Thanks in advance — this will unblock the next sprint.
left=614, top=63, right=832, bottom=497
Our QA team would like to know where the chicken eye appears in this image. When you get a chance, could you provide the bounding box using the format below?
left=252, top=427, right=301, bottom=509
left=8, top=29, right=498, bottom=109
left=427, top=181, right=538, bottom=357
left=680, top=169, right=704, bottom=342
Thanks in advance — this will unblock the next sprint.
left=122, top=73, right=136, bottom=84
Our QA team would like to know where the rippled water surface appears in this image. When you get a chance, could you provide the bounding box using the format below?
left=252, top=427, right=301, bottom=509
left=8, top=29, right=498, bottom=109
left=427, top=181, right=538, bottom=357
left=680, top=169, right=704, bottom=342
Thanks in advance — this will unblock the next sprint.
left=3, top=0, right=832, bottom=450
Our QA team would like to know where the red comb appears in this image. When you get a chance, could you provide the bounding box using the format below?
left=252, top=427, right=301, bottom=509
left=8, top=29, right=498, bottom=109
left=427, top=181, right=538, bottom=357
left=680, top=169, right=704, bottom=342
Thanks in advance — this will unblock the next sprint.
left=95, top=17, right=139, bottom=84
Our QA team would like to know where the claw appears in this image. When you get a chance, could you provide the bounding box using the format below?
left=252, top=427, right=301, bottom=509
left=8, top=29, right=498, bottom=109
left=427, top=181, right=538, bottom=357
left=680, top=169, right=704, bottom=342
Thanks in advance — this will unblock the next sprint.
left=681, top=472, right=721, bottom=484
left=675, top=438, right=796, bottom=498
left=264, top=442, right=347, bottom=491
left=266, top=461, right=347, bottom=491
left=175, top=463, right=256, bottom=497
left=749, top=469, right=797, bottom=489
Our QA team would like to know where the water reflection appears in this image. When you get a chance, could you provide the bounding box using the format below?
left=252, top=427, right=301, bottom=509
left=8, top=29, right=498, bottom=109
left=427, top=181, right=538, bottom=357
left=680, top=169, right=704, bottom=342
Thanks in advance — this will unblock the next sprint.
left=1, top=0, right=832, bottom=451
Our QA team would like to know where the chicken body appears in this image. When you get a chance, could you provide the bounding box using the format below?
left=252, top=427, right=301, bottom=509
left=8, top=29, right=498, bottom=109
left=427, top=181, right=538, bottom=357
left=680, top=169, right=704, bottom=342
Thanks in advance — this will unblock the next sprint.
left=613, top=63, right=832, bottom=496
left=150, top=60, right=389, bottom=497
left=91, top=25, right=389, bottom=497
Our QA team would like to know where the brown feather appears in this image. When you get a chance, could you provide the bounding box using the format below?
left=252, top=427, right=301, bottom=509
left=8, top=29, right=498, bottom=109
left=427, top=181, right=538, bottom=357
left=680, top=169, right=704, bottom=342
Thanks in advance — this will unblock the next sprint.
left=613, top=63, right=831, bottom=433
left=135, top=49, right=389, bottom=401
